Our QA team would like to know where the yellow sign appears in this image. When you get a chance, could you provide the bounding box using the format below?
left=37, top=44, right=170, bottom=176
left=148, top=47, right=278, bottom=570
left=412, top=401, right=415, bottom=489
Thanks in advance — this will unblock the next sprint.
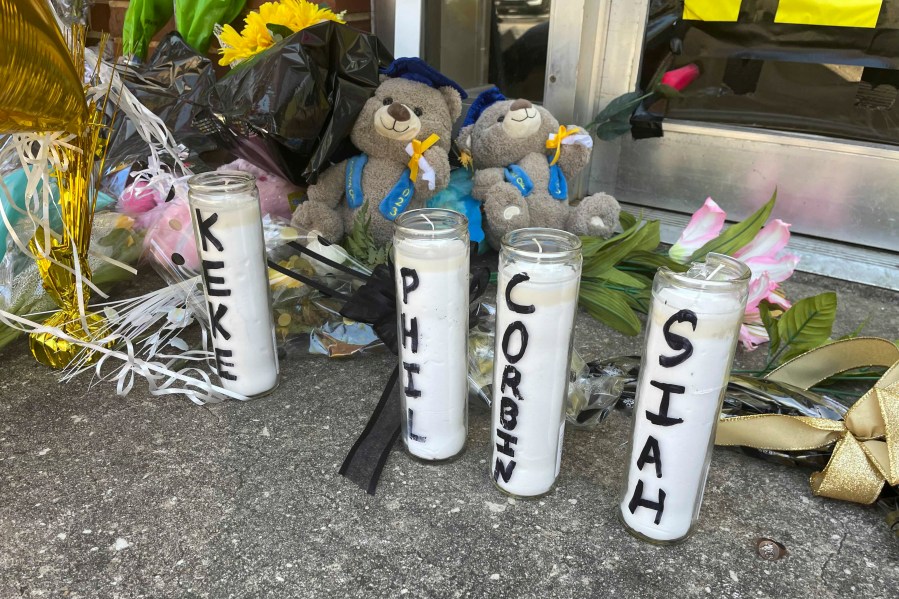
left=683, top=0, right=742, bottom=22
left=775, top=0, right=882, bottom=28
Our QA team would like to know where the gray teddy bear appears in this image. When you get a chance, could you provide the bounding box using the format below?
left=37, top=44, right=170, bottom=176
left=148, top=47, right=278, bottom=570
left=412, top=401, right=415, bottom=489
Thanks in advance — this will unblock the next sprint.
left=292, top=59, right=465, bottom=245
left=457, top=87, right=620, bottom=248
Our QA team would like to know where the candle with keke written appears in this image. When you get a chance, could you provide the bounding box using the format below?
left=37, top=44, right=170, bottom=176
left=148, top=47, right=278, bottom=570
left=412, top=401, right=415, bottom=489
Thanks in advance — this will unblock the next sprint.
left=393, top=209, right=470, bottom=461
left=188, top=171, right=279, bottom=398
left=619, top=253, right=749, bottom=543
left=491, top=229, right=582, bottom=497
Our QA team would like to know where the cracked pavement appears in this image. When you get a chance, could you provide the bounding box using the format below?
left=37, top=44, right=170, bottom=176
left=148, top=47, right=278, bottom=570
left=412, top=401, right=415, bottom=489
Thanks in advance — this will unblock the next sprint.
left=0, top=271, right=897, bottom=598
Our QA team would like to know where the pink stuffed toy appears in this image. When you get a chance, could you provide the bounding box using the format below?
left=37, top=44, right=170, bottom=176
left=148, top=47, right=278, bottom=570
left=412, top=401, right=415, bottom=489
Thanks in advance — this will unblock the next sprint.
left=119, top=160, right=301, bottom=275
left=217, top=159, right=302, bottom=220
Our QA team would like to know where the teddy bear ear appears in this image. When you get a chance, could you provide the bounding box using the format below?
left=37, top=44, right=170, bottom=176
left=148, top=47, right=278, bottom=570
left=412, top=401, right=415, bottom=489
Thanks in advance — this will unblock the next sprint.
left=439, top=86, right=463, bottom=122
left=379, top=74, right=390, bottom=83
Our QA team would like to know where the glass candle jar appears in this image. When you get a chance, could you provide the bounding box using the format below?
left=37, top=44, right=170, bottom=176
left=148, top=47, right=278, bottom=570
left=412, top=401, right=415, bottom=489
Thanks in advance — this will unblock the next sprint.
left=393, top=208, right=470, bottom=461
left=491, top=228, right=582, bottom=497
left=619, top=253, right=750, bottom=543
left=188, top=171, right=279, bottom=398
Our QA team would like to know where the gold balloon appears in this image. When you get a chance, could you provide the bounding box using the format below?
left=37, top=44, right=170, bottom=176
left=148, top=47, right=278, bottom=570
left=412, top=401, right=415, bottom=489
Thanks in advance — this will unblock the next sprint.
left=0, top=0, right=87, bottom=133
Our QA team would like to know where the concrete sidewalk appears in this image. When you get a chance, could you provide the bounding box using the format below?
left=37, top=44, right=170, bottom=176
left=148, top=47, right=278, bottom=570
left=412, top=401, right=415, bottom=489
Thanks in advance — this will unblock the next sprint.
left=1, top=271, right=897, bottom=598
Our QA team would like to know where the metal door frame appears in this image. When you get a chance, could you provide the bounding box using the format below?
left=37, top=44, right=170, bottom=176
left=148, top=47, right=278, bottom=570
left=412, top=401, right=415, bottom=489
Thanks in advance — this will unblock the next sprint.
left=541, top=0, right=899, bottom=289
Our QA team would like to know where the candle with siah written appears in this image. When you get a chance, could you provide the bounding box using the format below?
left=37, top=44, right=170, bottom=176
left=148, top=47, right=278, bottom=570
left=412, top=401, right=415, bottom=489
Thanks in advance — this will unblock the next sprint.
left=188, top=172, right=279, bottom=398
left=491, top=229, right=582, bottom=497
left=393, top=209, right=470, bottom=461
left=619, top=253, right=749, bottom=543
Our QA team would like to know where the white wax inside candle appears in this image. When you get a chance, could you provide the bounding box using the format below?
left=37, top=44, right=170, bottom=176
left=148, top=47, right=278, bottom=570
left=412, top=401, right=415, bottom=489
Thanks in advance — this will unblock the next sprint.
left=192, top=194, right=279, bottom=397
left=491, top=260, right=580, bottom=497
left=393, top=236, right=469, bottom=460
left=620, top=283, right=744, bottom=541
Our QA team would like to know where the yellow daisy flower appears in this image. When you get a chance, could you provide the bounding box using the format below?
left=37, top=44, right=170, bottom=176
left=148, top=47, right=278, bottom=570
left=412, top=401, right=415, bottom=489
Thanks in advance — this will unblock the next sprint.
left=217, top=0, right=346, bottom=67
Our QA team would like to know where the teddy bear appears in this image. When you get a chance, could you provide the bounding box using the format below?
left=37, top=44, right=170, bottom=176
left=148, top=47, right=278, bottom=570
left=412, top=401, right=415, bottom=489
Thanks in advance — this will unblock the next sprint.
left=456, top=87, right=620, bottom=248
left=291, top=58, right=465, bottom=246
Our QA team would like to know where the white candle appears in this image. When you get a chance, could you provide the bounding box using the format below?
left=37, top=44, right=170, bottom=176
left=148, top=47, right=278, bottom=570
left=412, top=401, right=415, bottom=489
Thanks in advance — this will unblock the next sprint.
left=619, top=254, right=749, bottom=542
left=491, top=229, right=582, bottom=497
left=393, top=209, right=470, bottom=461
left=189, top=172, right=279, bottom=398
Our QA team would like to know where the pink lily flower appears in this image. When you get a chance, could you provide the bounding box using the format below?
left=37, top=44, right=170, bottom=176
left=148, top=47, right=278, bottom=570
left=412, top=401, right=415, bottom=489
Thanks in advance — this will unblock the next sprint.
left=673, top=200, right=801, bottom=350
left=740, top=273, right=776, bottom=350
left=734, top=219, right=792, bottom=262
left=668, top=198, right=726, bottom=263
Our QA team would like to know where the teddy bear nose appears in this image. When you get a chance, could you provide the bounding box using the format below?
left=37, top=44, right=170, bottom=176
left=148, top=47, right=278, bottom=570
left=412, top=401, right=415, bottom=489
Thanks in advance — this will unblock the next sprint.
left=510, top=99, right=533, bottom=111
left=387, top=102, right=411, bottom=122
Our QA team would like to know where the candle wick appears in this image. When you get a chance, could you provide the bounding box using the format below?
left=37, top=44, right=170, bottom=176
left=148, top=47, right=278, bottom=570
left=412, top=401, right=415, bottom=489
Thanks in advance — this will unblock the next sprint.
left=534, top=238, right=544, bottom=254
left=706, top=264, right=724, bottom=280
left=422, top=214, right=436, bottom=231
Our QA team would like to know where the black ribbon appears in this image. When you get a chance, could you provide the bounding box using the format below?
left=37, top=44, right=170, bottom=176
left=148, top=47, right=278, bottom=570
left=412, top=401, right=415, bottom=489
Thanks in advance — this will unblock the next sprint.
left=339, top=260, right=490, bottom=495
left=340, top=263, right=400, bottom=354
left=271, top=240, right=490, bottom=495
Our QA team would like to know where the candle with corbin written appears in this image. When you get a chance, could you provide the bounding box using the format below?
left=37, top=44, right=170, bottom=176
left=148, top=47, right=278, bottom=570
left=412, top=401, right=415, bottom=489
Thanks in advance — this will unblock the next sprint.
left=491, top=229, right=582, bottom=497
left=619, top=253, right=749, bottom=543
left=393, top=209, right=470, bottom=461
left=188, top=171, right=279, bottom=398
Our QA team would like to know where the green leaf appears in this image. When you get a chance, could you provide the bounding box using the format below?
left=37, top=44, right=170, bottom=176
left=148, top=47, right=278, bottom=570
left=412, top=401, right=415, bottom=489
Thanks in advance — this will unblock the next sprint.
left=583, top=220, right=660, bottom=276
left=837, top=317, right=870, bottom=341
left=620, top=250, right=688, bottom=274
left=592, top=91, right=647, bottom=124
left=267, top=23, right=295, bottom=42
left=579, top=281, right=642, bottom=336
left=580, top=235, right=613, bottom=259
left=595, top=120, right=633, bottom=141
left=758, top=300, right=780, bottom=357
left=619, top=211, right=638, bottom=230
left=654, top=83, right=681, bottom=99
left=342, top=202, right=388, bottom=268
left=771, top=292, right=838, bottom=365
left=689, top=190, right=777, bottom=261
left=596, top=267, right=647, bottom=289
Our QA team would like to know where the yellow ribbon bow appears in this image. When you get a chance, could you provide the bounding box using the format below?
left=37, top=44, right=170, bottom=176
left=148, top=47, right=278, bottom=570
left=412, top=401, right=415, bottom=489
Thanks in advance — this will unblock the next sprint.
left=716, top=338, right=899, bottom=504
left=545, top=125, right=581, bottom=166
left=407, top=134, right=440, bottom=182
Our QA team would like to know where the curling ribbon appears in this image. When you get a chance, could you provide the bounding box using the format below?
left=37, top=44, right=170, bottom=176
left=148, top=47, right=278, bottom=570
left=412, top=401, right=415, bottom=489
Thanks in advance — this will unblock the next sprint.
left=545, top=125, right=583, bottom=166
left=716, top=338, right=899, bottom=504
left=405, top=134, right=440, bottom=186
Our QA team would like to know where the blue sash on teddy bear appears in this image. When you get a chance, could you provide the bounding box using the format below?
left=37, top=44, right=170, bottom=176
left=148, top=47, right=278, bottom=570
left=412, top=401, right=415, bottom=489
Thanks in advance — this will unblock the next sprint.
left=503, top=156, right=568, bottom=201
left=345, top=154, right=415, bottom=220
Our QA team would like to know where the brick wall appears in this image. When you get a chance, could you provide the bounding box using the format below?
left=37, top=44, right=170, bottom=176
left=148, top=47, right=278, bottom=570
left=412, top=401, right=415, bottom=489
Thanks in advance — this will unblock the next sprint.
left=89, top=0, right=372, bottom=59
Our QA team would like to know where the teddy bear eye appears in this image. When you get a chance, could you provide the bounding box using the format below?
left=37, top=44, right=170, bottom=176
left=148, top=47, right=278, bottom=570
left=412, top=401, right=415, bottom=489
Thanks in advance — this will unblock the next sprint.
left=382, top=97, right=393, bottom=106
left=413, top=107, right=423, bottom=117
left=497, top=115, right=505, bottom=123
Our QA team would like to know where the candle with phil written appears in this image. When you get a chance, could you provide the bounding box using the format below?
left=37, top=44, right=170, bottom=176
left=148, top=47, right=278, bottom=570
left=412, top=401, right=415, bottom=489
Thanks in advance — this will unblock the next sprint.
left=188, top=171, right=279, bottom=398
left=619, top=253, right=749, bottom=543
left=393, top=209, right=470, bottom=461
left=491, top=229, right=582, bottom=497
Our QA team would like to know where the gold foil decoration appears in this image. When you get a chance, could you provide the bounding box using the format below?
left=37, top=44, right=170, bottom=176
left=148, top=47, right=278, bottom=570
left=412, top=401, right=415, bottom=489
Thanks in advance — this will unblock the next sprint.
left=0, top=0, right=88, bottom=134
left=21, top=24, right=116, bottom=368
left=716, top=338, right=899, bottom=504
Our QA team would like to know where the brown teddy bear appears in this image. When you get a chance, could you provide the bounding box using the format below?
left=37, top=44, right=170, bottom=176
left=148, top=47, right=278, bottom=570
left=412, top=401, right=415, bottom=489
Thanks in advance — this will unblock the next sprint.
left=456, top=87, right=620, bottom=248
left=291, top=58, right=465, bottom=245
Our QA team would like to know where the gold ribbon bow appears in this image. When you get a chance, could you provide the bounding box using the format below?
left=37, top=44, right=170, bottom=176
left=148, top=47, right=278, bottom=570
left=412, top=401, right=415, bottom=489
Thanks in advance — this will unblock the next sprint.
left=407, top=134, right=440, bottom=182
left=545, top=125, right=581, bottom=166
left=716, top=338, right=899, bottom=504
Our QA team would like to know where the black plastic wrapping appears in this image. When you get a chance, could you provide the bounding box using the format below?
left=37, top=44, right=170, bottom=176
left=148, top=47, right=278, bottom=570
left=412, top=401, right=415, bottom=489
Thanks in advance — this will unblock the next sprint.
left=197, top=21, right=392, bottom=185
left=106, top=32, right=219, bottom=172
left=638, top=0, right=899, bottom=145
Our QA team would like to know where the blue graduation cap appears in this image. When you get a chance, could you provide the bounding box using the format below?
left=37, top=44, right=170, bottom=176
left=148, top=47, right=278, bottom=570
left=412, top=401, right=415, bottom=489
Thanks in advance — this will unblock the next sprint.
left=381, top=57, right=468, bottom=99
left=462, top=86, right=507, bottom=128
